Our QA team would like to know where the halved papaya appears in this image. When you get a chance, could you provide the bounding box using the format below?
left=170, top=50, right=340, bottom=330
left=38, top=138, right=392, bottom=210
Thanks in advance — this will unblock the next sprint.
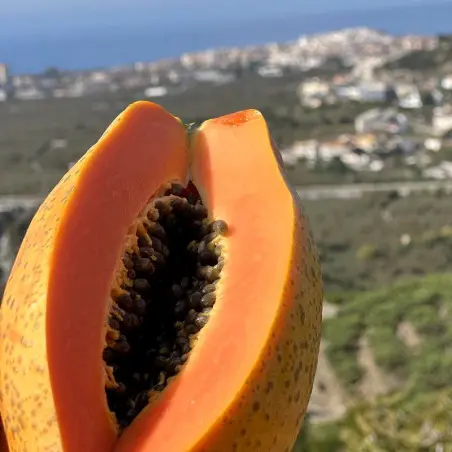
left=0, top=102, right=323, bottom=452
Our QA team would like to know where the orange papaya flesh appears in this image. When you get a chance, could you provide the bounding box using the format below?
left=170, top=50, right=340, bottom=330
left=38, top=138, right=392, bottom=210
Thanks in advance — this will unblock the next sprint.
left=0, top=102, right=323, bottom=452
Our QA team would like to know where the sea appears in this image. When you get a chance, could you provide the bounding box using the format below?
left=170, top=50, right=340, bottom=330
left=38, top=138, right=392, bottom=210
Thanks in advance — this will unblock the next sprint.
left=2, top=2, right=452, bottom=74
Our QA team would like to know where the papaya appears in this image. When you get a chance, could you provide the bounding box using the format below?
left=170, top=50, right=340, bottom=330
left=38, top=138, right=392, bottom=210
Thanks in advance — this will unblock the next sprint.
left=0, top=102, right=323, bottom=452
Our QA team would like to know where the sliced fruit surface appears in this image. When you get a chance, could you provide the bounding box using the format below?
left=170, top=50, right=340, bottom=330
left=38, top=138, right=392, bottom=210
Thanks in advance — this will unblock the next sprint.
left=115, top=109, right=323, bottom=452
left=0, top=101, right=188, bottom=452
left=0, top=103, right=323, bottom=452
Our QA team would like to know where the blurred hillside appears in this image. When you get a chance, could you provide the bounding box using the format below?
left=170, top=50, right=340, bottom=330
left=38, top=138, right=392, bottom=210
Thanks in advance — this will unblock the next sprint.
left=0, top=27, right=451, bottom=195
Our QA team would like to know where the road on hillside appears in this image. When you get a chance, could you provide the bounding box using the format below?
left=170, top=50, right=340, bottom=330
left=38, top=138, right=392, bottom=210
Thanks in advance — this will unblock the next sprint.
left=1, top=179, right=452, bottom=211
left=295, top=180, right=452, bottom=200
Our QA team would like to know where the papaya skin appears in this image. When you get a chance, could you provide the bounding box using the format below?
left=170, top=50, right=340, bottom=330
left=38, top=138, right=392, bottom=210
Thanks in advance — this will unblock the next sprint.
left=0, top=103, right=323, bottom=452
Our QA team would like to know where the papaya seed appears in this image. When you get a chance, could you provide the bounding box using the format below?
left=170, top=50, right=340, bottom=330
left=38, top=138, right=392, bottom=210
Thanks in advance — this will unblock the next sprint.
left=194, top=314, right=209, bottom=329
left=147, top=222, right=166, bottom=240
left=202, top=284, right=216, bottom=294
left=134, top=257, right=154, bottom=273
left=200, top=292, right=216, bottom=308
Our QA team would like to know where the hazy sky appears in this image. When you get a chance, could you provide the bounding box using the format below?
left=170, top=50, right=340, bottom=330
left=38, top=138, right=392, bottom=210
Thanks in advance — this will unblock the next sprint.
left=1, top=0, right=447, bottom=36
left=1, top=0, right=443, bottom=14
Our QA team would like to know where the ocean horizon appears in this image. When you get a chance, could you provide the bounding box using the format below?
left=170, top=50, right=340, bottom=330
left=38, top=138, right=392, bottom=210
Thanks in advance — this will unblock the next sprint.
left=2, top=2, right=452, bottom=74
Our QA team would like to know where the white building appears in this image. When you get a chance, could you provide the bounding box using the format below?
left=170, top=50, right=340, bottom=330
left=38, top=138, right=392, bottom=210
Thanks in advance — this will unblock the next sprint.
left=432, top=106, right=452, bottom=136
left=424, top=138, right=442, bottom=152
left=144, top=86, right=168, bottom=98
left=355, top=108, right=408, bottom=134
left=424, top=161, right=452, bottom=180
left=15, top=86, right=45, bottom=100
left=395, top=83, right=422, bottom=109
left=335, top=82, right=389, bottom=103
left=193, top=70, right=235, bottom=84
left=441, top=75, right=452, bottom=90
left=257, top=66, right=283, bottom=78
left=298, top=78, right=330, bottom=101
left=0, top=64, right=8, bottom=85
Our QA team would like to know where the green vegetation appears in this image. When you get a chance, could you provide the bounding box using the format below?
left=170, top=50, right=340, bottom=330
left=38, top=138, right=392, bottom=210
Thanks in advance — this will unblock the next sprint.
left=293, top=418, right=343, bottom=452
left=292, top=188, right=452, bottom=450
left=324, top=273, right=452, bottom=392
left=295, top=387, right=452, bottom=451
left=294, top=272, right=452, bottom=451
left=303, top=189, right=452, bottom=292
left=340, top=389, right=452, bottom=451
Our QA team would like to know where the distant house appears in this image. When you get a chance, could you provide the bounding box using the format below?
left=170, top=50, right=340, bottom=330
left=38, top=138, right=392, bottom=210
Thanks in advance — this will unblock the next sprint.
left=291, top=140, right=319, bottom=161
left=90, top=71, right=110, bottom=83
left=334, top=85, right=360, bottom=101
left=297, top=78, right=331, bottom=107
left=317, top=140, right=350, bottom=162
left=441, top=75, right=452, bottom=90
left=192, top=70, right=235, bottom=85
left=53, top=80, right=85, bottom=98
left=339, top=151, right=368, bottom=170
left=355, top=108, right=408, bottom=134
left=280, top=150, right=298, bottom=167
left=334, top=81, right=390, bottom=103
left=282, top=139, right=358, bottom=169
left=15, top=86, right=45, bottom=100
left=298, top=78, right=330, bottom=99
left=399, top=94, right=423, bottom=109
left=257, top=66, right=283, bottom=78
left=356, top=81, right=391, bottom=103
left=167, top=70, right=181, bottom=84
left=424, top=138, right=442, bottom=152
left=144, top=86, right=168, bottom=98
left=50, top=139, right=68, bottom=150
left=0, top=63, right=8, bottom=86
left=394, top=83, right=423, bottom=109
left=432, top=105, right=452, bottom=136
left=424, top=161, right=452, bottom=180
left=353, top=133, right=379, bottom=152
left=281, top=140, right=319, bottom=167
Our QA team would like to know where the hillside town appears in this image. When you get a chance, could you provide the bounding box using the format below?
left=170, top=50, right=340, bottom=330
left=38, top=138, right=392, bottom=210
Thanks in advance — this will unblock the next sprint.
left=0, top=28, right=437, bottom=100
left=3, top=28, right=452, bottom=182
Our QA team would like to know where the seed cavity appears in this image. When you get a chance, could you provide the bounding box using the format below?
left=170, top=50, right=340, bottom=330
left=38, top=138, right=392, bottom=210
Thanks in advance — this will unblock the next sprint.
left=103, top=182, right=227, bottom=431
